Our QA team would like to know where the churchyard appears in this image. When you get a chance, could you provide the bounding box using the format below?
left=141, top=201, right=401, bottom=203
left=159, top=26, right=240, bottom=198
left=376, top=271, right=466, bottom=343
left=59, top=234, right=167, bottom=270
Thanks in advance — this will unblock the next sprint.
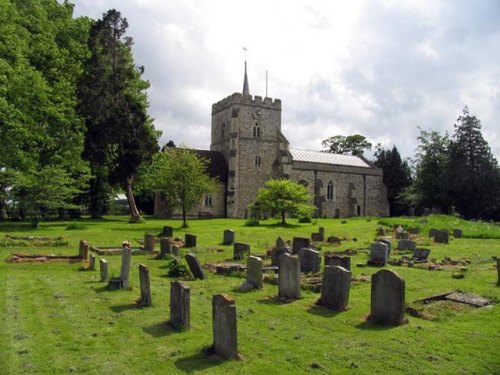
left=0, top=215, right=499, bottom=374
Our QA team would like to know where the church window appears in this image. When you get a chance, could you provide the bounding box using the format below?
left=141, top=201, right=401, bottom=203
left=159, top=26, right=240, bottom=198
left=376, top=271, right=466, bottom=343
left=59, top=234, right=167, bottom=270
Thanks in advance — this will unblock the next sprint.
left=255, top=156, right=261, bottom=166
left=204, top=194, right=212, bottom=207
left=327, top=180, right=334, bottom=201
left=221, top=123, right=226, bottom=139
left=357, top=205, right=361, bottom=216
left=253, top=123, right=261, bottom=138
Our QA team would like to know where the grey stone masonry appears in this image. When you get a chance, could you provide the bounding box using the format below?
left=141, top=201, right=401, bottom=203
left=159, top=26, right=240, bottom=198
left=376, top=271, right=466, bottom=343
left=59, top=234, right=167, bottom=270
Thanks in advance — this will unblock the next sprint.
left=79, top=240, right=89, bottom=260
left=99, top=258, right=109, bottom=282
left=212, top=294, right=238, bottom=360
left=397, top=239, right=416, bottom=251
left=246, top=256, right=263, bottom=289
left=292, top=237, right=310, bottom=254
left=162, top=226, right=173, bottom=237
left=138, top=264, right=152, bottom=307
left=369, top=242, right=389, bottom=266
left=172, top=245, right=180, bottom=257
left=120, top=247, right=132, bottom=288
left=233, top=242, right=250, bottom=260
left=324, top=254, right=351, bottom=271
left=160, top=238, right=171, bottom=258
left=278, top=253, right=301, bottom=300
left=185, top=234, right=197, bottom=248
left=89, top=254, right=96, bottom=271
left=298, top=248, right=321, bottom=273
left=434, top=230, right=449, bottom=244
left=223, top=229, right=235, bottom=245
left=185, top=253, right=205, bottom=279
left=453, top=229, right=462, bottom=238
left=144, top=233, right=156, bottom=252
left=320, top=265, right=351, bottom=311
left=170, top=281, right=190, bottom=330
left=370, top=269, right=405, bottom=326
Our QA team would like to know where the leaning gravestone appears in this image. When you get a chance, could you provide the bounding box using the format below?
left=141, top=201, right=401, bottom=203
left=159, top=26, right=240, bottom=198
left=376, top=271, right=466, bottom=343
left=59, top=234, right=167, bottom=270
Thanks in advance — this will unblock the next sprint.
left=369, top=242, right=389, bottom=266
left=292, top=237, right=310, bottom=254
left=233, top=242, right=250, bottom=260
left=185, top=253, right=205, bottom=280
left=319, top=265, right=351, bottom=311
left=79, top=240, right=89, bottom=260
left=185, top=234, right=197, bottom=248
left=99, top=259, right=109, bottom=282
left=271, top=237, right=290, bottom=266
left=162, top=226, right=173, bottom=237
left=298, top=248, right=321, bottom=273
left=434, top=230, right=449, bottom=244
left=453, top=229, right=462, bottom=238
left=370, top=269, right=405, bottom=326
left=413, top=248, right=431, bottom=261
left=138, top=264, right=152, bottom=307
left=212, top=294, right=238, bottom=360
left=398, top=239, right=416, bottom=251
left=223, top=229, right=235, bottom=245
left=324, top=254, right=351, bottom=271
left=172, top=245, right=180, bottom=257
left=238, top=256, right=263, bottom=291
left=170, top=281, right=190, bottom=330
left=120, top=247, right=132, bottom=288
left=144, top=233, right=156, bottom=252
left=89, top=254, right=96, bottom=271
left=160, top=238, right=171, bottom=258
left=278, top=253, right=301, bottom=300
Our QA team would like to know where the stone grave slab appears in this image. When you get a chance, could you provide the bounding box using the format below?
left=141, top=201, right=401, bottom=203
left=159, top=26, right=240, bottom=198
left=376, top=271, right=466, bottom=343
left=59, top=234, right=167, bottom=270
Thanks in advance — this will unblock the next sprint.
left=185, top=253, right=205, bottom=280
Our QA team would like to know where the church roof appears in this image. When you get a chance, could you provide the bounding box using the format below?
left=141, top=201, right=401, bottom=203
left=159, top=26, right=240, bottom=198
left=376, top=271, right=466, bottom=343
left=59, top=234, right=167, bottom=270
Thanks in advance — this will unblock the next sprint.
left=290, top=149, right=371, bottom=168
left=194, top=150, right=228, bottom=182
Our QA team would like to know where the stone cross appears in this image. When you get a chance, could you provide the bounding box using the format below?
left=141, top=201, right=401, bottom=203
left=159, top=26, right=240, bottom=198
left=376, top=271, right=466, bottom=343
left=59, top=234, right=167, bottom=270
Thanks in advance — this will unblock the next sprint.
left=160, top=238, right=171, bottom=258
left=278, top=253, right=301, bottom=300
left=233, top=242, right=250, bottom=260
left=370, top=269, right=405, bottom=326
left=298, top=248, right=321, bottom=273
left=79, top=240, right=89, bottom=260
left=144, top=233, right=156, bottom=252
left=99, top=258, right=109, bottom=282
left=185, top=253, right=205, bottom=280
left=319, top=265, right=351, bottom=311
left=169, top=281, right=190, bottom=330
left=138, top=264, right=152, bottom=307
left=212, top=294, right=238, bottom=360
left=223, top=229, right=235, bottom=245
left=89, top=254, right=96, bottom=271
left=162, top=226, right=173, bottom=237
left=292, top=237, right=310, bottom=254
left=185, top=234, right=197, bottom=248
left=120, top=247, right=132, bottom=288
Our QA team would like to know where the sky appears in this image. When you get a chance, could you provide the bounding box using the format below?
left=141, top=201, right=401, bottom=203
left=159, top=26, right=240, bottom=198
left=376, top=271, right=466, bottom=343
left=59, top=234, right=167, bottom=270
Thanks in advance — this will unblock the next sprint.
left=71, top=0, right=500, bottom=161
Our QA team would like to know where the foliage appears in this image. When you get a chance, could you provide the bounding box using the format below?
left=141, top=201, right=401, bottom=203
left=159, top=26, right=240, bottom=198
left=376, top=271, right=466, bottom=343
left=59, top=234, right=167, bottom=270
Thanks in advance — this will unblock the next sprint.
left=165, top=255, right=191, bottom=278
left=153, top=148, right=215, bottom=228
left=251, top=179, right=314, bottom=225
left=321, top=134, right=372, bottom=156
left=244, top=218, right=260, bottom=227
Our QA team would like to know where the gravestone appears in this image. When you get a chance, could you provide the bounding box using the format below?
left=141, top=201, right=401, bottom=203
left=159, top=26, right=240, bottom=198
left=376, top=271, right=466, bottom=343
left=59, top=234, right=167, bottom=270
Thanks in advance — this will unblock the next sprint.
left=319, top=227, right=325, bottom=240
left=233, top=242, right=250, bottom=260
left=185, top=234, right=197, bottom=248
left=370, top=269, right=405, bottom=326
left=172, top=245, right=180, bottom=257
left=431, top=207, right=438, bottom=215
left=276, top=236, right=286, bottom=248
left=89, top=254, right=96, bottom=271
left=324, top=254, right=351, bottom=271
left=223, top=229, right=235, bottom=245
left=399, top=231, right=410, bottom=240
left=170, top=281, right=190, bottom=329
left=434, top=230, right=449, bottom=244
left=271, top=237, right=290, bottom=266
left=408, top=207, right=415, bottom=217
left=160, top=238, right=171, bottom=258
left=423, top=207, right=430, bottom=216
left=327, top=236, right=341, bottom=245
left=413, top=248, right=431, bottom=261
left=212, top=294, right=238, bottom=360
left=185, top=253, right=205, bottom=279
left=278, top=253, right=301, bottom=300
left=162, top=226, right=173, bottom=237
left=298, top=248, right=321, bottom=273
left=120, top=247, right=132, bottom=288
left=99, top=259, right=109, bottom=282
left=429, top=228, right=439, bottom=237
left=319, top=265, right=351, bottom=311
left=238, top=256, right=263, bottom=291
left=144, top=233, right=156, bottom=252
left=79, top=240, right=89, bottom=260
left=378, top=239, right=392, bottom=254
left=292, top=237, right=310, bottom=254
left=398, top=239, right=416, bottom=251
left=138, top=264, right=152, bottom=307
left=453, top=229, right=462, bottom=238
left=311, top=233, right=323, bottom=242
left=395, top=225, right=404, bottom=239
left=369, top=242, right=389, bottom=266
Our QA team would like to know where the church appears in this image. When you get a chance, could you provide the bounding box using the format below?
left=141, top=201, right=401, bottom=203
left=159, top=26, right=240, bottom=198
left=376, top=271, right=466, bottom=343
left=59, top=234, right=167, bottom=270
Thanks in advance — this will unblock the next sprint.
left=154, top=64, right=389, bottom=219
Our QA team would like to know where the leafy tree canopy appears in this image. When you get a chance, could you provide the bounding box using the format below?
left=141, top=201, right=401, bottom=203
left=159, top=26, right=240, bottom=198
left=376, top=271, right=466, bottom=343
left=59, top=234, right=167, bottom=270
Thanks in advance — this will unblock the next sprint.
left=322, top=134, right=372, bottom=156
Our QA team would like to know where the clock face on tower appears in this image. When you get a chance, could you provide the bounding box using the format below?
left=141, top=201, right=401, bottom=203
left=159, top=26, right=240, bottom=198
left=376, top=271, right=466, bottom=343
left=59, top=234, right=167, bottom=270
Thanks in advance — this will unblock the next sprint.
left=251, top=109, right=263, bottom=121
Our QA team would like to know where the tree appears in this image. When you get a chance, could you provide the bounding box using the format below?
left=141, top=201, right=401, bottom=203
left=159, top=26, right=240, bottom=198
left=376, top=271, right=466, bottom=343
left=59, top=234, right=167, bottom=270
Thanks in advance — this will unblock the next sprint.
left=154, top=148, right=215, bottom=228
left=374, top=146, right=412, bottom=216
left=78, top=9, right=160, bottom=222
left=322, top=134, right=372, bottom=156
left=251, top=179, right=314, bottom=225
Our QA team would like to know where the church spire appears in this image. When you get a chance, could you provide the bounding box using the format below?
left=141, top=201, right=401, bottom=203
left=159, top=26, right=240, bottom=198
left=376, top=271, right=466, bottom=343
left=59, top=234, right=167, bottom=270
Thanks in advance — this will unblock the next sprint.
left=242, top=60, right=250, bottom=95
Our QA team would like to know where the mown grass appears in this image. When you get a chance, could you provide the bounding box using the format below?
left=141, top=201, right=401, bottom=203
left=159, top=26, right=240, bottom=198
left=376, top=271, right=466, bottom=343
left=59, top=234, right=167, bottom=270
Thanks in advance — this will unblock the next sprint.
left=0, top=215, right=499, bottom=374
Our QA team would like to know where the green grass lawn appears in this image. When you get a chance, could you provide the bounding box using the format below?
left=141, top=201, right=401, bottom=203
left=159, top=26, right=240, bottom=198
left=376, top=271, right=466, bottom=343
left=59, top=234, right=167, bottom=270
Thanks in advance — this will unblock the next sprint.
left=0, top=215, right=499, bottom=374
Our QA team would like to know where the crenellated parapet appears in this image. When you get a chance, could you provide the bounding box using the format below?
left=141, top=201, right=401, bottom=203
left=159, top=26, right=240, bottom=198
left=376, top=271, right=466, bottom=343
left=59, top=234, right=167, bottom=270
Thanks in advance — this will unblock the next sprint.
left=212, top=92, right=281, bottom=115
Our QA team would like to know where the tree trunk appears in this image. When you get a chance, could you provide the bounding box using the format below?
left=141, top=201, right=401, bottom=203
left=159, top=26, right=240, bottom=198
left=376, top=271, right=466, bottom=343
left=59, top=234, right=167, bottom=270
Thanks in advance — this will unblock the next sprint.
left=182, top=207, right=188, bottom=228
left=125, top=177, right=141, bottom=223
left=0, top=199, right=7, bottom=221
left=281, top=210, right=286, bottom=225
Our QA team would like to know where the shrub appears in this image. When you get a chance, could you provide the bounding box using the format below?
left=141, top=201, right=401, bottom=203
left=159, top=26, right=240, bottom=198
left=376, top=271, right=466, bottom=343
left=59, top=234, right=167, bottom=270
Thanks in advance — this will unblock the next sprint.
left=165, top=256, right=191, bottom=278
left=244, top=218, right=260, bottom=227
left=66, top=223, right=87, bottom=230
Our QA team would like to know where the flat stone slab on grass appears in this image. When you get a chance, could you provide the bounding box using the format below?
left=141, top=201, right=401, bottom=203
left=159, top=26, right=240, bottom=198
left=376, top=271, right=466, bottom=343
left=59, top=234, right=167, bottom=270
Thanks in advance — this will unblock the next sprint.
left=445, top=292, right=491, bottom=307
left=90, top=246, right=148, bottom=256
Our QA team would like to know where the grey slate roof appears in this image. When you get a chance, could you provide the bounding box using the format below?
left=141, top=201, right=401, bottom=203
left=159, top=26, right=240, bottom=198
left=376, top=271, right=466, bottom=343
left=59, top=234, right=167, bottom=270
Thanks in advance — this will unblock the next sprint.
left=290, top=149, right=371, bottom=168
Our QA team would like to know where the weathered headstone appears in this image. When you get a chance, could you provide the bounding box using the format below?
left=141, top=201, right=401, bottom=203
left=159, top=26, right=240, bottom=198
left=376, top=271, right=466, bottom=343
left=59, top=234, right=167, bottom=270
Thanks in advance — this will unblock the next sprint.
left=429, top=228, right=439, bottom=237
left=327, top=236, right=341, bottom=245
left=238, top=256, right=263, bottom=291
left=212, top=294, right=238, bottom=360
left=423, top=207, right=430, bottom=216
left=120, top=247, right=132, bottom=288
left=278, top=253, right=301, bottom=300
left=162, top=226, right=173, bottom=237
left=185, top=234, right=197, bottom=248
left=370, top=269, right=405, bottom=326
left=399, top=231, right=410, bottom=240
left=298, top=248, right=321, bottom=273
left=169, top=281, right=190, bottom=329
left=99, top=258, right=109, bottom=282
left=311, top=233, right=323, bottom=242
left=276, top=236, right=286, bottom=248
left=453, top=229, right=462, bottom=238
left=160, top=238, right=171, bottom=258
left=233, top=242, right=250, bottom=260
left=292, top=237, right=310, bottom=253
left=138, top=264, right=152, bottom=307
left=89, top=254, right=96, bottom=271
left=79, top=240, right=89, bottom=260
left=185, top=253, right=205, bottom=279
left=319, top=227, right=325, bottom=239
left=413, top=248, right=431, bottom=261
left=378, top=239, right=392, bottom=254
left=324, top=254, right=351, bottom=271
left=144, top=233, right=156, bottom=252
left=271, top=246, right=290, bottom=267
left=172, top=245, right=180, bottom=257
left=398, top=239, right=416, bottom=251
left=369, top=242, right=389, bottom=266
left=319, top=265, right=351, bottom=311
left=408, top=207, right=415, bottom=217
left=434, top=230, right=449, bottom=244
left=223, top=229, right=235, bottom=245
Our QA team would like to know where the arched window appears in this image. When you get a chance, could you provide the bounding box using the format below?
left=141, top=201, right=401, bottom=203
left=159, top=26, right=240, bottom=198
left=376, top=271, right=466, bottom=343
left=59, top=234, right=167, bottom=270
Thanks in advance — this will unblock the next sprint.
left=253, top=123, right=261, bottom=138
left=255, top=156, right=261, bottom=166
left=327, top=180, right=334, bottom=201
left=357, top=205, right=361, bottom=216
left=204, top=194, right=212, bottom=207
